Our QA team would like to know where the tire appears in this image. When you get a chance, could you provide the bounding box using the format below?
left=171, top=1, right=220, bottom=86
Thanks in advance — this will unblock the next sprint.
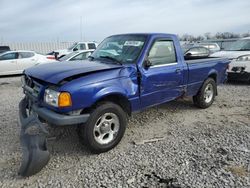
left=78, top=102, right=127, bottom=153
left=193, top=78, right=216, bottom=109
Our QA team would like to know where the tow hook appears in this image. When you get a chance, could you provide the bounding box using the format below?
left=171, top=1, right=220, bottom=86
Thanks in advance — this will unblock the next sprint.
left=18, top=98, right=50, bottom=177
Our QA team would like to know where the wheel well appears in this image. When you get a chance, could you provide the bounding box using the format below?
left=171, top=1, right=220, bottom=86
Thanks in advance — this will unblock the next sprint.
left=83, top=94, right=131, bottom=116
left=208, top=73, right=218, bottom=95
left=208, top=73, right=217, bottom=83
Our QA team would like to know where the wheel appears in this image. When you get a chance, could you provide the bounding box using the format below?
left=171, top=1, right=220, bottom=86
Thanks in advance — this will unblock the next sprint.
left=78, top=102, right=127, bottom=153
left=193, top=78, right=216, bottom=109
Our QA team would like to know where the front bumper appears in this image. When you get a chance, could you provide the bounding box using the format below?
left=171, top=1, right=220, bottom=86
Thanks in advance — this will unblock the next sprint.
left=33, top=104, right=90, bottom=126
left=18, top=98, right=50, bottom=176
left=227, top=72, right=250, bottom=82
left=18, top=97, right=89, bottom=176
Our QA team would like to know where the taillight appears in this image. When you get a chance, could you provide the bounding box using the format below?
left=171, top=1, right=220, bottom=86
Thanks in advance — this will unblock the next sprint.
left=47, top=56, right=55, bottom=60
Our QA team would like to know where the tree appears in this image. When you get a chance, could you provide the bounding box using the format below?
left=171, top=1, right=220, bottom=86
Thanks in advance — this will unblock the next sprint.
left=241, top=32, right=250, bottom=38
left=196, top=35, right=204, bottom=41
left=204, top=32, right=212, bottom=40
left=180, top=34, right=195, bottom=42
left=215, top=32, right=223, bottom=39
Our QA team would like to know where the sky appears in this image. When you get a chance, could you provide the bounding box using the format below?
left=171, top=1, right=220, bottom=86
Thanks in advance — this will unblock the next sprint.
left=0, top=0, right=249, bottom=42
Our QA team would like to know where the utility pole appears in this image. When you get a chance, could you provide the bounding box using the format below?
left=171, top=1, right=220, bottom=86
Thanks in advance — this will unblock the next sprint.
left=80, top=16, right=83, bottom=41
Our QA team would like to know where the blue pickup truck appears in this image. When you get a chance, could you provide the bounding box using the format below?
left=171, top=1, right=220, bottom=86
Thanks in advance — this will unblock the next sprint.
left=18, top=33, right=229, bottom=176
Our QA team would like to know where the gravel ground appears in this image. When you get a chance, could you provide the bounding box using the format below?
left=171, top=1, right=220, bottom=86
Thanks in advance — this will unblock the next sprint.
left=0, top=76, right=249, bottom=188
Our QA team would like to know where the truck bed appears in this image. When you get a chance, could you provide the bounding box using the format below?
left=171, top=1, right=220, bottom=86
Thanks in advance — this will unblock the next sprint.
left=185, top=57, right=229, bottom=96
left=186, top=57, right=225, bottom=64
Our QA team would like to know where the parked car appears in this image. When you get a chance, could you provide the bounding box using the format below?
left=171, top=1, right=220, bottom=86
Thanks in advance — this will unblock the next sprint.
left=0, top=50, right=55, bottom=76
left=211, top=37, right=250, bottom=60
left=201, top=38, right=238, bottom=50
left=210, top=37, right=250, bottom=82
left=227, top=54, right=250, bottom=82
left=181, top=43, right=195, bottom=52
left=52, top=42, right=98, bottom=59
left=18, top=33, right=229, bottom=176
left=197, top=42, right=220, bottom=53
left=0, top=46, right=10, bottom=54
left=58, top=50, right=94, bottom=62
left=184, top=46, right=210, bottom=59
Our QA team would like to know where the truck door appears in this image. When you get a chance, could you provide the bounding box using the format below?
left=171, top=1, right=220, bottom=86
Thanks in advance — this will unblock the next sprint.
left=140, top=39, right=184, bottom=108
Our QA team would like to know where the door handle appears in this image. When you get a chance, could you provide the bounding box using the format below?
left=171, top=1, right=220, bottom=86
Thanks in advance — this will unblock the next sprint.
left=175, top=68, right=181, bottom=74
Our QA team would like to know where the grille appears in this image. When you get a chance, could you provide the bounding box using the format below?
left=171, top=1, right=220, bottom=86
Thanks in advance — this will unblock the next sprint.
left=24, top=75, right=35, bottom=88
left=23, top=75, right=42, bottom=98
left=232, top=67, right=245, bottom=72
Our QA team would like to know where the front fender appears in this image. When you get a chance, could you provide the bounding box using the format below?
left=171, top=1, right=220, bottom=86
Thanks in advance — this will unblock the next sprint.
left=93, top=86, right=129, bottom=103
left=208, top=69, right=218, bottom=82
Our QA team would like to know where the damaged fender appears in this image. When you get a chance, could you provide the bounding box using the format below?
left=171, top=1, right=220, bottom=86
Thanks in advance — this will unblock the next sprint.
left=18, top=98, right=50, bottom=177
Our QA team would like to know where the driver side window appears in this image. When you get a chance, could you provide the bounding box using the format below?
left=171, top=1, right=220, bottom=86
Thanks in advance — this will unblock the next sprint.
left=0, top=53, right=18, bottom=61
left=73, top=44, right=86, bottom=51
left=148, top=40, right=177, bottom=66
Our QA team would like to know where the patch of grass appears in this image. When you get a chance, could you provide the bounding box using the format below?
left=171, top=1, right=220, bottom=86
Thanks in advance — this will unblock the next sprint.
left=227, top=166, right=248, bottom=177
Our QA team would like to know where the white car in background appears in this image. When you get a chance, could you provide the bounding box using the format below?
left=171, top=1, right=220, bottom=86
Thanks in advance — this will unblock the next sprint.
left=210, top=37, right=250, bottom=59
left=0, top=50, right=55, bottom=76
left=58, top=50, right=94, bottom=62
left=210, top=37, right=250, bottom=82
left=227, top=54, right=250, bottom=82
left=197, top=42, right=221, bottom=53
left=53, top=42, right=98, bottom=58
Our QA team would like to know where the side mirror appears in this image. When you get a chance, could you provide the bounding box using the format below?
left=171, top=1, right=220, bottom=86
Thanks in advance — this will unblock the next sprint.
left=144, top=57, right=152, bottom=68
left=185, top=52, right=192, bottom=57
left=73, top=48, right=78, bottom=51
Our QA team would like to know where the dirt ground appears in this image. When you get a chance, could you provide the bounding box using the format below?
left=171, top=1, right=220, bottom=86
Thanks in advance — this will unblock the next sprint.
left=0, top=76, right=249, bottom=188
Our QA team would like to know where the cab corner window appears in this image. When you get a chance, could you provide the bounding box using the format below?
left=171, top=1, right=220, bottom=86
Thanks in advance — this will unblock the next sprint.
left=88, top=43, right=96, bottom=49
left=148, top=40, right=177, bottom=66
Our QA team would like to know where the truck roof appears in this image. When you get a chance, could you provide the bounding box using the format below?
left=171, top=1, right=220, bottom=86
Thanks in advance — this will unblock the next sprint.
left=109, top=33, right=177, bottom=38
left=76, top=41, right=98, bottom=44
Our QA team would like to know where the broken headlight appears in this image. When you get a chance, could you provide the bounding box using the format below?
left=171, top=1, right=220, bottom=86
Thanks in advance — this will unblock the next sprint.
left=44, top=89, right=60, bottom=107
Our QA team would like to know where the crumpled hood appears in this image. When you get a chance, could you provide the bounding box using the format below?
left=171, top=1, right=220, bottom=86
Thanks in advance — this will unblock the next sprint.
left=210, top=50, right=250, bottom=59
left=25, top=60, right=123, bottom=84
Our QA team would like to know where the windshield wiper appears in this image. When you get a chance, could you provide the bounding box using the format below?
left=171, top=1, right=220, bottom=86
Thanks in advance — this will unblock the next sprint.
left=99, top=56, right=123, bottom=65
left=237, top=49, right=250, bottom=51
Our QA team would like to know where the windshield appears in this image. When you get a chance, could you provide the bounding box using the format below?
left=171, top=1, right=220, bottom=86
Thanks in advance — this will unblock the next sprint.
left=90, top=35, right=146, bottom=64
left=225, top=39, right=250, bottom=51
left=67, top=43, right=77, bottom=50
left=59, top=51, right=79, bottom=61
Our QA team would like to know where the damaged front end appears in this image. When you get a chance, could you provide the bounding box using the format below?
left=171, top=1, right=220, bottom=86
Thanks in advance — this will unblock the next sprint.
left=18, top=75, right=50, bottom=177
left=18, top=98, right=50, bottom=177
left=18, top=75, right=90, bottom=176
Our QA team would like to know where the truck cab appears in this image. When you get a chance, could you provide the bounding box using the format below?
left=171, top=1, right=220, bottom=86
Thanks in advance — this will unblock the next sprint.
left=54, top=42, right=98, bottom=58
